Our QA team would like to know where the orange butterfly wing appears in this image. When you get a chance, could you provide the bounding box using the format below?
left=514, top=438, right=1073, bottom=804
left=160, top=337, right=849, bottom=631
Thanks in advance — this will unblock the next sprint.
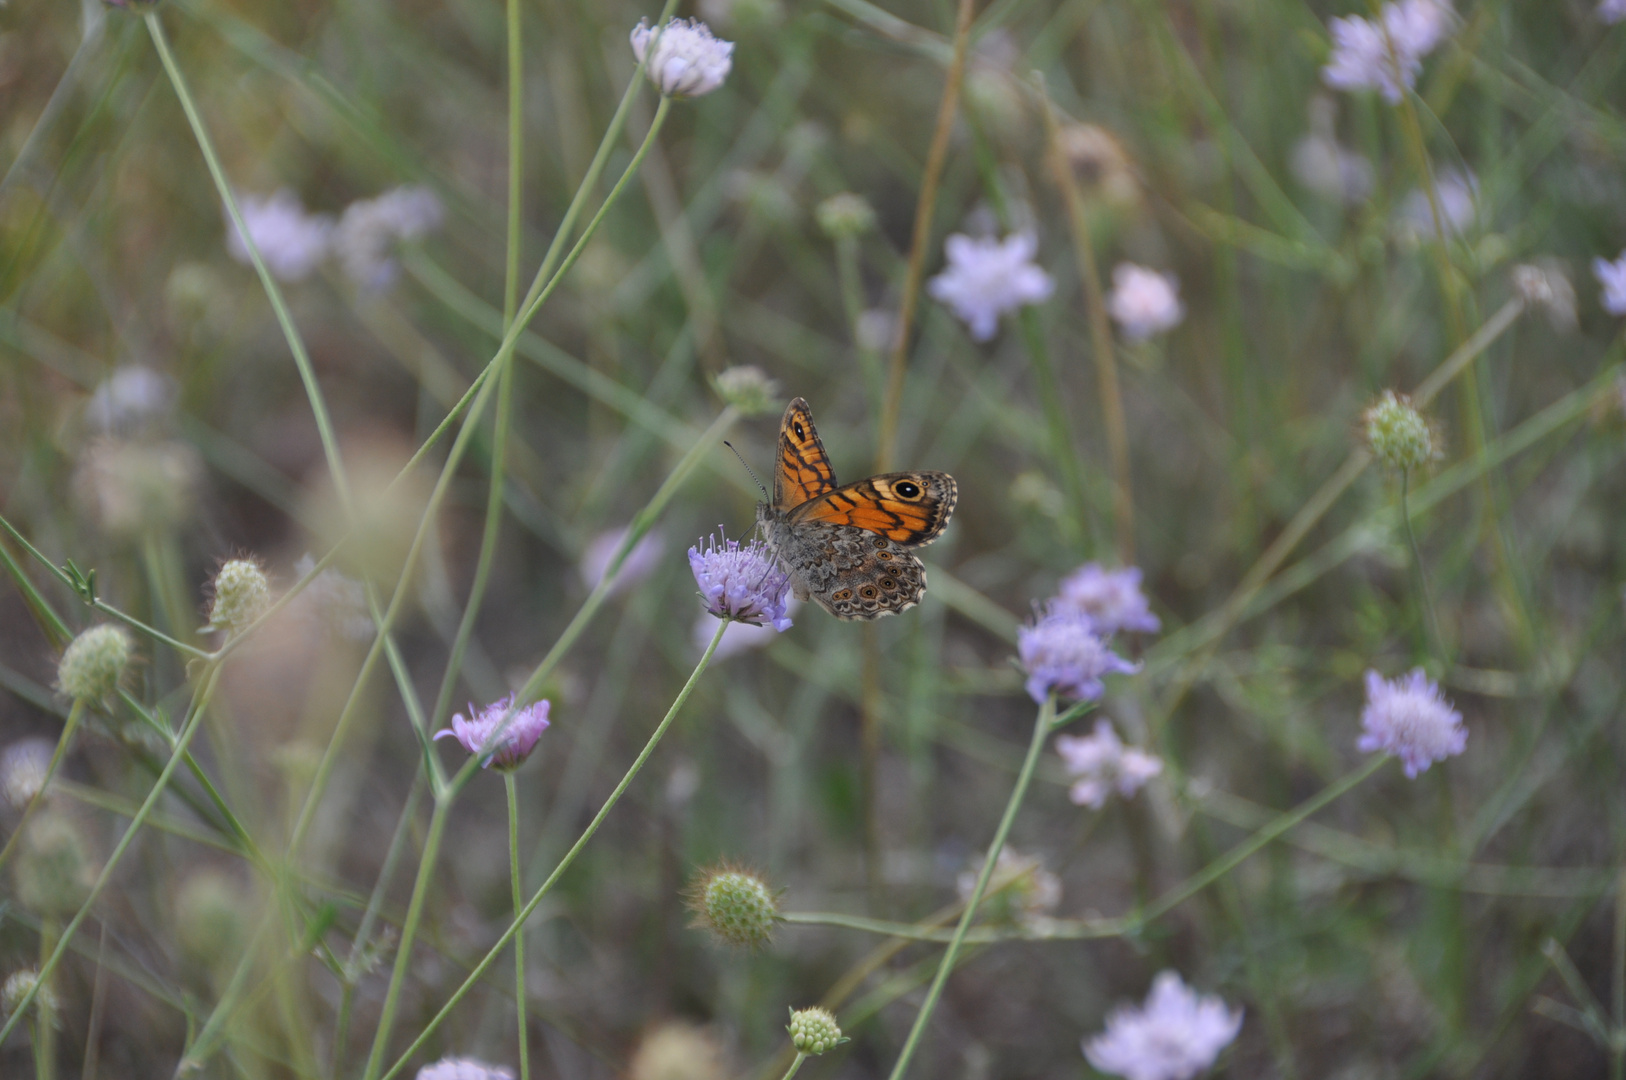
left=773, top=398, right=838, bottom=510
left=787, top=472, right=958, bottom=548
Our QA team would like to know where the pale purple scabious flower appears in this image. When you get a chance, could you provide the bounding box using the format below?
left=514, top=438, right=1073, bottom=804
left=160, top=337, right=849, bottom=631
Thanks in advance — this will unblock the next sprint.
left=1602, top=0, right=1626, bottom=24
left=579, top=527, right=664, bottom=595
left=1357, top=668, right=1466, bottom=778
left=1400, top=169, right=1478, bottom=237
left=1018, top=607, right=1140, bottom=705
left=1055, top=563, right=1161, bottom=635
left=226, top=190, right=333, bottom=282
left=1106, top=264, right=1184, bottom=341
left=1, top=739, right=55, bottom=810
left=1085, top=971, right=1243, bottom=1080
left=630, top=18, right=735, bottom=98
left=1054, top=719, right=1164, bottom=809
left=434, top=694, right=550, bottom=771
left=927, top=232, right=1055, bottom=342
left=290, top=554, right=375, bottom=643
left=688, top=531, right=793, bottom=631
left=416, top=1059, right=515, bottom=1080
left=85, top=366, right=174, bottom=436
left=1594, top=251, right=1626, bottom=316
left=1322, top=0, right=1454, bottom=104
left=334, top=185, right=444, bottom=291
left=1290, top=132, right=1374, bottom=203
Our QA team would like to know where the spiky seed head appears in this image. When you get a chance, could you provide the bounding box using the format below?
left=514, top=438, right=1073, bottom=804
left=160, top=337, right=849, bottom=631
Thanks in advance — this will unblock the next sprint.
left=56, top=624, right=131, bottom=704
left=208, top=557, right=271, bottom=632
left=787, top=1007, right=846, bottom=1055
left=1363, top=390, right=1440, bottom=472
left=816, top=193, right=876, bottom=240
left=1, top=969, right=58, bottom=1018
left=684, top=861, right=780, bottom=949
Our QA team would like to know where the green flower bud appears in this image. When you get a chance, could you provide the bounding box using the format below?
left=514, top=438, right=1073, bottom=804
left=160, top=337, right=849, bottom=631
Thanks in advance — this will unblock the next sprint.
left=1363, top=391, right=1440, bottom=472
left=816, top=192, right=876, bottom=241
left=208, top=557, right=270, bottom=632
left=713, top=366, right=781, bottom=417
left=787, top=1006, right=846, bottom=1056
left=56, top=624, right=131, bottom=704
left=177, top=870, right=251, bottom=969
left=13, top=812, right=94, bottom=917
left=629, top=1021, right=727, bottom=1080
left=684, top=861, right=780, bottom=949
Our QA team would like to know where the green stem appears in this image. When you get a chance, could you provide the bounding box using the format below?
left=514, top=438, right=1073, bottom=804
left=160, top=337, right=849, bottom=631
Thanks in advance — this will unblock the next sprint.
left=0, top=664, right=223, bottom=1048
left=503, top=0, right=523, bottom=329
left=0, top=700, right=83, bottom=877
left=1399, top=470, right=1444, bottom=661
left=378, top=618, right=730, bottom=1080
left=507, top=772, right=530, bottom=1080
left=885, top=696, right=1054, bottom=1080
left=360, top=794, right=453, bottom=1080
left=780, top=1053, right=809, bottom=1080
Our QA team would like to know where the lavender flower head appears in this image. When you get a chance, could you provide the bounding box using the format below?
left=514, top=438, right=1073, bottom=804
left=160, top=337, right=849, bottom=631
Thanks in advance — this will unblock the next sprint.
left=1602, top=0, right=1626, bottom=25
left=435, top=694, right=550, bottom=771
left=1106, top=263, right=1184, bottom=341
left=416, top=1059, right=515, bottom=1080
left=1357, top=668, right=1466, bottom=778
left=333, top=185, right=444, bottom=291
left=688, top=531, right=793, bottom=631
left=927, top=231, right=1054, bottom=342
left=1084, top=971, right=1243, bottom=1080
left=1054, top=719, right=1164, bottom=809
left=579, top=527, right=664, bottom=596
left=1018, top=607, right=1140, bottom=705
left=1055, top=563, right=1161, bottom=635
left=1594, top=250, right=1626, bottom=316
left=1322, top=0, right=1453, bottom=104
left=226, top=190, right=333, bottom=282
left=630, top=18, right=735, bottom=98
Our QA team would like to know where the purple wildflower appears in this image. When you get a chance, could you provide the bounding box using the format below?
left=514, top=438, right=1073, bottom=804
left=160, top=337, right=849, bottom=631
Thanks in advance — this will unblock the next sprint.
left=579, top=527, right=664, bottom=595
left=927, top=232, right=1054, bottom=342
left=1322, top=0, right=1454, bottom=104
left=1055, top=563, right=1161, bottom=635
left=1594, top=250, right=1626, bottom=316
left=688, top=531, right=793, bottom=631
left=416, top=1060, right=515, bottom=1080
left=1018, top=607, right=1140, bottom=705
left=225, top=190, right=333, bottom=282
left=1084, top=971, right=1243, bottom=1080
left=1357, top=668, right=1466, bottom=778
left=1054, top=719, right=1164, bottom=808
left=434, top=694, right=550, bottom=771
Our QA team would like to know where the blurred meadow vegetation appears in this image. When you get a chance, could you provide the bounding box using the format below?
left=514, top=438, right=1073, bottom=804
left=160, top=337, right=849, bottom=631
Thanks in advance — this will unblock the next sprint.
left=1, top=0, right=1625, bottom=1076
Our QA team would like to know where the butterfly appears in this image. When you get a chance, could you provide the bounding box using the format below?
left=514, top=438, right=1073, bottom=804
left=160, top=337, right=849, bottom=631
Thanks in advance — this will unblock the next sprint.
left=757, top=398, right=957, bottom=619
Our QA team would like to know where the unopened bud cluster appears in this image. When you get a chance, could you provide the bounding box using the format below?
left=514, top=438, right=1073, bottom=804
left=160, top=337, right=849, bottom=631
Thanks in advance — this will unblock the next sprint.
left=685, top=863, right=779, bottom=949
left=1, top=969, right=58, bottom=1019
left=714, top=366, right=780, bottom=416
left=57, top=624, right=131, bottom=703
left=1363, top=391, right=1439, bottom=472
left=787, top=1007, right=845, bottom=1055
left=816, top=193, right=876, bottom=240
left=208, top=557, right=271, bottom=632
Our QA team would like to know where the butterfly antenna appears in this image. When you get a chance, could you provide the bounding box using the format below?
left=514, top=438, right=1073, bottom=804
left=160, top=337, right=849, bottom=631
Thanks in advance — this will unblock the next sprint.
left=723, top=440, right=770, bottom=502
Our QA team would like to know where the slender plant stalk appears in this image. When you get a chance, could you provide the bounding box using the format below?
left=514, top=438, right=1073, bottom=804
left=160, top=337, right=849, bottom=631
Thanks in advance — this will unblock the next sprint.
left=885, top=695, right=1054, bottom=1080
left=779, top=1054, right=808, bottom=1080
left=1039, top=82, right=1134, bottom=562
left=0, top=664, right=224, bottom=1047
left=1399, top=470, right=1444, bottom=660
left=507, top=773, right=530, bottom=1080
left=875, top=0, right=976, bottom=471
left=503, top=0, right=523, bottom=327
left=0, top=700, right=82, bottom=877
left=378, top=618, right=730, bottom=1080
left=1614, top=862, right=1626, bottom=1080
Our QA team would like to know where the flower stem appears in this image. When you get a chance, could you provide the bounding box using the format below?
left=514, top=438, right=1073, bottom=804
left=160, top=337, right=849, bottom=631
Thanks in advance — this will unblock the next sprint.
left=884, top=695, right=1054, bottom=1080
left=779, top=1053, right=808, bottom=1080
left=0, top=699, right=82, bottom=878
left=1399, top=470, right=1444, bottom=661
left=378, top=618, right=730, bottom=1080
left=503, top=0, right=523, bottom=328
left=0, top=664, right=223, bottom=1048
left=507, top=772, right=530, bottom=1080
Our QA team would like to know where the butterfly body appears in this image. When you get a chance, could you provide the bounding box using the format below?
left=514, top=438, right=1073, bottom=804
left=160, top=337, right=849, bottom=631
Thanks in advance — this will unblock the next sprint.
left=758, top=398, right=957, bottom=619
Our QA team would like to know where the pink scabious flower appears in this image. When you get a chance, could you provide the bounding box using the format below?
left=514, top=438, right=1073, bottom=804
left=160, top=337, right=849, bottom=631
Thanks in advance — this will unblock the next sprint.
left=1106, top=263, right=1184, bottom=341
left=630, top=17, right=735, bottom=98
left=1322, top=0, right=1454, bottom=104
left=688, top=531, right=793, bottom=631
left=435, top=694, right=550, bottom=771
left=579, top=527, right=664, bottom=595
left=1084, top=971, right=1243, bottom=1080
left=334, top=185, right=445, bottom=291
left=1018, top=607, right=1140, bottom=705
left=1055, top=563, right=1160, bottom=635
left=416, top=1059, right=515, bottom=1080
left=927, top=232, right=1055, bottom=342
left=1594, top=250, right=1626, bottom=316
left=1602, top=0, right=1626, bottom=24
left=1357, top=668, right=1466, bottom=778
left=1054, top=719, right=1163, bottom=809
left=225, top=189, right=333, bottom=282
